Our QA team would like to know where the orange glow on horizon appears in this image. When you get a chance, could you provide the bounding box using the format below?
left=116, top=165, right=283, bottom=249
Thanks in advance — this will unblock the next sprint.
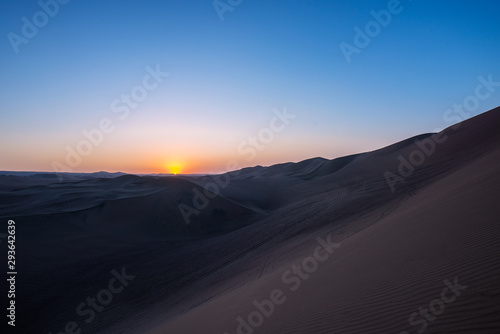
left=167, top=163, right=182, bottom=175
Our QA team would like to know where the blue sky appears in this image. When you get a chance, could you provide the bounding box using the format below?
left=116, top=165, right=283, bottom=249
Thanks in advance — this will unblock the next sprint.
left=1, top=0, right=499, bottom=173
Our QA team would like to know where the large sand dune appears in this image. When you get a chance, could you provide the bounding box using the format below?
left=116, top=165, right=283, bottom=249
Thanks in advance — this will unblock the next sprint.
left=1, top=107, right=499, bottom=333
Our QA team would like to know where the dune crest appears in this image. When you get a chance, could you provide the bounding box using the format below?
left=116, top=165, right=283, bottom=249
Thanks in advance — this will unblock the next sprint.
left=2, top=107, right=500, bottom=333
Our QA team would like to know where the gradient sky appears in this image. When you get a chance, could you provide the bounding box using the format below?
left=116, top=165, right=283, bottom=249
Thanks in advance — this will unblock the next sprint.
left=1, top=0, right=499, bottom=174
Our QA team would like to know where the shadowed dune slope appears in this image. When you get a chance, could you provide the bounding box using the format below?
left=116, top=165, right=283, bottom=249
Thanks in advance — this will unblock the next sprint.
left=145, top=141, right=500, bottom=334
left=2, top=107, right=499, bottom=333
left=137, top=107, right=500, bottom=334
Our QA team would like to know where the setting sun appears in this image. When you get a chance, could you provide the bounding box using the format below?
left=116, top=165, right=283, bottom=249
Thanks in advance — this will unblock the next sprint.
left=168, top=164, right=182, bottom=175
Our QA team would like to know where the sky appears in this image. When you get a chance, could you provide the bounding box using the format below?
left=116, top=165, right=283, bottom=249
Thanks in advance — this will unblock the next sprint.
left=1, top=0, right=499, bottom=174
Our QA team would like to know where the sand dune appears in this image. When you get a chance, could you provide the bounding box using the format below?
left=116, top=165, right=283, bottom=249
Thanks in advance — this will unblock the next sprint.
left=1, top=107, right=499, bottom=333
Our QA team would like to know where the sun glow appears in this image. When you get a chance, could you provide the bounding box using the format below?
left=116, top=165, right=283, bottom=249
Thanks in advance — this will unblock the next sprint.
left=168, top=164, right=182, bottom=175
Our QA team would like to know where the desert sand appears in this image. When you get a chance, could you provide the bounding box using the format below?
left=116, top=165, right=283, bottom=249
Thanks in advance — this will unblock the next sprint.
left=1, top=107, right=499, bottom=333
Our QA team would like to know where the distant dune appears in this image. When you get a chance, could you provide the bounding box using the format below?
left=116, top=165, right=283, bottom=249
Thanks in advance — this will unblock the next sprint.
left=1, top=107, right=499, bottom=333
